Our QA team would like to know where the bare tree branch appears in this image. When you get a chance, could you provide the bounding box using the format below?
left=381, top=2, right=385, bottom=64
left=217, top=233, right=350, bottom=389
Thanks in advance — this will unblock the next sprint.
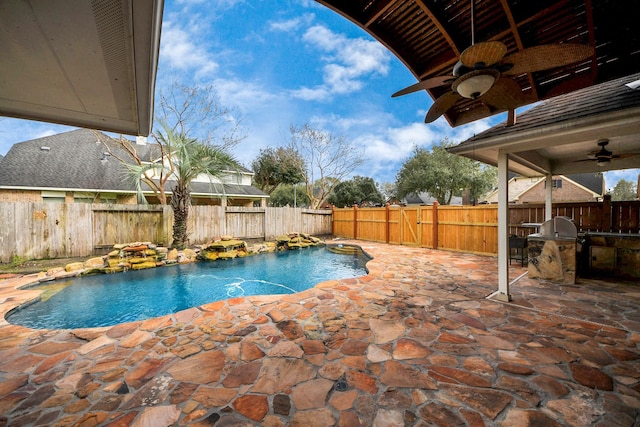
left=288, top=124, right=366, bottom=209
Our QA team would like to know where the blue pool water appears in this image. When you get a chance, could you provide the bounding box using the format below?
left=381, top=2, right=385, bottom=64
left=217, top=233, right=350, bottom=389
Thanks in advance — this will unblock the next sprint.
left=7, top=245, right=369, bottom=330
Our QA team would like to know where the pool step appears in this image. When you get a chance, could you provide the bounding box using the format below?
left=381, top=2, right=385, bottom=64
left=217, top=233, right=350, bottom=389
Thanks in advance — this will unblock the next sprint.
left=327, top=245, right=361, bottom=255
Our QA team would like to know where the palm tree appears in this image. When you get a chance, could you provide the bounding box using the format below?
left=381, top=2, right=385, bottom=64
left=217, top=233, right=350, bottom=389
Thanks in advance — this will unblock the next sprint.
left=117, top=122, right=239, bottom=250
left=158, top=125, right=240, bottom=250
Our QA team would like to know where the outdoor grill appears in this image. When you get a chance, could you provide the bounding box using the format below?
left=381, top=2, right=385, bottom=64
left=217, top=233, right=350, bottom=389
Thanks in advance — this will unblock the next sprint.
left=527, top=217, right=578, bottom=284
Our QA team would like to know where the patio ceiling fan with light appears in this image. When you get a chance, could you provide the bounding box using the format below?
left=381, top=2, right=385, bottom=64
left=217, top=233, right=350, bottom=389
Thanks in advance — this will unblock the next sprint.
left=392, top=0, right=594, bottom=123
left=575, top=139, right=640, bottom=167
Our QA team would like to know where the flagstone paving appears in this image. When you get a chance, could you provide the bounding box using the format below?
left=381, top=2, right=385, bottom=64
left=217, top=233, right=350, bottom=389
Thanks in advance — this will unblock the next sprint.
left=0, top=240, right=638, bottom=426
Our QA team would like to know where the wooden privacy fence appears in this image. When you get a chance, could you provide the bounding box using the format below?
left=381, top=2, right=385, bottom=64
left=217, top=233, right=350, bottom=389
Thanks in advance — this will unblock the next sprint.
left=333, top=204, right=498, bottom=255
left=0, top=202, right=332, bottom=263
left=333, top=199, right=640, bottom=255
left=509, top=199, right=640, bottom=236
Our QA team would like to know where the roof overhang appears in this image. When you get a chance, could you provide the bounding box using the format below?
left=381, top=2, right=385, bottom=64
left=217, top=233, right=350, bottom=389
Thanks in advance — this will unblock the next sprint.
left=448, top=74, right=640, bottom=177
left=0, top=0, right=163, bottom=136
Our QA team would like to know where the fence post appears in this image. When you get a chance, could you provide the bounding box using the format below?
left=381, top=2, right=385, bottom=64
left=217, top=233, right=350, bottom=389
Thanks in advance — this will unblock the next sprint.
left=331, top=205, right=335, bottom=236
left=601, top=194, right=612, bottom=232
left=432, top=201, right=439, bottom=249
left=353, top=205, right=358, bottom=240
left=385, top=203, right=390, bottom=244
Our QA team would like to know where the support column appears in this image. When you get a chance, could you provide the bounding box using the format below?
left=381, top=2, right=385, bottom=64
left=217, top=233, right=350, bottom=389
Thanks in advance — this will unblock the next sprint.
left=496, top=151, right=511, bottom=302
left=545, top=175, right=553, bottom=220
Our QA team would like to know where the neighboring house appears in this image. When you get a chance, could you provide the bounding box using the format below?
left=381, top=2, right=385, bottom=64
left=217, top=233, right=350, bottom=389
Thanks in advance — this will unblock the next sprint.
left=482, top=173, right=604, bottom=204
left=0, top=129, right=268, bottom=207
left=404, top=192, right=462, bottom=206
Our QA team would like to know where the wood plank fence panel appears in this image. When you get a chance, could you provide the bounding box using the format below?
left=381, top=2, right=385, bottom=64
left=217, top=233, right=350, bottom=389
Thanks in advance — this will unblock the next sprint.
left=0, top=202, right=18, bottom=261
left=226, top=207, right=265, bottom=239
left=575, top=203, right=603, bottom=232
left=189, top=205, right=225, bottom=242
left=301, top=209, right=332, bottom=237
left=419, top=205, right=435, bottom=248
left=613, top=201, right=640, bottom=233
left=92, top=205, right=165, bottom=248
left=356, top=207, right=387, bottom=242
left=332, top=208, right=355, bottom=239
left=0, top=203, right=94, bottom=262
left=1, top=203, right=332, bottom=262
left=388, top=207, right=401, bottom=244
left=264, top=207, right=288, bottom=239
left=61, top=204, right=94, bottom=257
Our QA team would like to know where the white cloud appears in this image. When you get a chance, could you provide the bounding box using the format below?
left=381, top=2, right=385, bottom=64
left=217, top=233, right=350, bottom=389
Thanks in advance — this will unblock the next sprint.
left=160, top=21, right=219, bottom=78
left=292, top=25, right=391, bottom=100
left=269, top=14, right=315, bottom=32
left=289, top=86, right=331, bottom=102
left=212, top=77, right=279, bottom=113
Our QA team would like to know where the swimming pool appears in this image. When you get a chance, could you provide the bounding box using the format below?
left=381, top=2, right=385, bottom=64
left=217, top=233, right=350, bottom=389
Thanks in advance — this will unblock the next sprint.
left=7, top=245, right=370, bottom=330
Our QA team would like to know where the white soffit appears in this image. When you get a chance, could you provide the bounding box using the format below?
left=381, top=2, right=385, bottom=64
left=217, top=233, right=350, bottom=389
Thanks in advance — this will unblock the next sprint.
left=0, top=0, right=163, bottom=136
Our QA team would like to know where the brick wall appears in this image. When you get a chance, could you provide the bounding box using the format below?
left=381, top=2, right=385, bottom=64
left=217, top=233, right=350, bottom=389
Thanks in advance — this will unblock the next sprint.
left=0, top=189, right=41, bottom=202
left=517, top=177, right=597, bottom=203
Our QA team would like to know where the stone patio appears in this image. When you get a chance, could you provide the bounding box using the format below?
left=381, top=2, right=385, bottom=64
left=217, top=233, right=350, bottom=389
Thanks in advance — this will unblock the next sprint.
left=0, top=240, right=638, bottom=426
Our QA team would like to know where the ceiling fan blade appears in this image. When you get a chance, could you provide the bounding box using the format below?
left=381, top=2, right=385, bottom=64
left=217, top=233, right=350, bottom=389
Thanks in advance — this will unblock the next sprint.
left=611, top=153, right=640, bottom=159
left=501, top=44, right=594, bottom=76
left=425, top=92, right=461, bottom=123
left=460, top=41, right=507, bottom=68
left=574, top=153, right=639, bottom=163
left=481, top=77, right=529, bottom=110
left=392, top=76, right=453, bottom=97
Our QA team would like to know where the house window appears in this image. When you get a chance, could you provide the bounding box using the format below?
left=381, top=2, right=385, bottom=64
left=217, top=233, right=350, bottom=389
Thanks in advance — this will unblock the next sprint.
left=221, top=174, right=241, bottom=185
left=42, top=191, right=65, bottom=203
left=544, top=179, right=563, bottom=189
left=74, top=194, right=116, bottom=204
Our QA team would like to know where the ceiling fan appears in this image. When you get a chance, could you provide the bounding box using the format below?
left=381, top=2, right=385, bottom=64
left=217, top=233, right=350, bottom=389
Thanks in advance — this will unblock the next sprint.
left=575, top=139, right=639, bottom=167
left=392, top=1, right=594, bottom=124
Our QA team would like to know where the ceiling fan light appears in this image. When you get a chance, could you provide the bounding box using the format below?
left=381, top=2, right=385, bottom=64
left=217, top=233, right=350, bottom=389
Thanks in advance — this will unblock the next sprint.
left=453, top=69, right=500, bottom=99
left=596, top=158, right=610, bottom=167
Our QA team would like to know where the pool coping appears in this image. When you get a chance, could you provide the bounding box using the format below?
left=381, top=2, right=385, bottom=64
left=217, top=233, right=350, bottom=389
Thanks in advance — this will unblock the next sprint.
left=0, top=242, right=377, bottom=331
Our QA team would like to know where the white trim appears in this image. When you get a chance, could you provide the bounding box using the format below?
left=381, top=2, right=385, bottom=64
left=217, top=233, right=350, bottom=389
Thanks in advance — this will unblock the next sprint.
left=497, top=151, right=511, bottom=302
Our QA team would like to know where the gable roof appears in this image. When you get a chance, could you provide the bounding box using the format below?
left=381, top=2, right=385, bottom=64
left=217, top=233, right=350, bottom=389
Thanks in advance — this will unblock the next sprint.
left=0, top=129, right=266, bottom=198
left=564, top=173, right=604, bottom=195
left=0, top=129, right=139, bottom=192
left=483, top=173, right=603, bottom=203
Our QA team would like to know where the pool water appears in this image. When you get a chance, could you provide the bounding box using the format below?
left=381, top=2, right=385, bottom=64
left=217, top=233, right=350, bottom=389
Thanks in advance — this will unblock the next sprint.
left=7, top=245, right=370, bottom=330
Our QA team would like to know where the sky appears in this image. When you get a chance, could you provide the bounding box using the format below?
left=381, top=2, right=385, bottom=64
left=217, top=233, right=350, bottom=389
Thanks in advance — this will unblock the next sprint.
left=0, top=0, right=637, bottom=191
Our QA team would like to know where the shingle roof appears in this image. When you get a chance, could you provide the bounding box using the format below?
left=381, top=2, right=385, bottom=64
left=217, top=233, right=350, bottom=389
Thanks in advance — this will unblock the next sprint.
left=404, top=192, right=462, bottom=205
left=0, top=129, right=266, bottom=198
left=564, top=173, right=604, bottom=195
left=457, top=72, right=640, bottom=146
left=0, top=129, right=139, bottom=191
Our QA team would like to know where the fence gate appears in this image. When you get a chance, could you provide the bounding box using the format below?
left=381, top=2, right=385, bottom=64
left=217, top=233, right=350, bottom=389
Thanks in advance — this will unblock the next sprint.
left=400, top=207, right=420, bottom=246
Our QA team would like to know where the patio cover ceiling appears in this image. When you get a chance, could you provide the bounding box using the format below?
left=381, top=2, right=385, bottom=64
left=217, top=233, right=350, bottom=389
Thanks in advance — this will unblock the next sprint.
left=0, top=0, right=163, bottom=137
left=317, top=0, right=640, bottom=128
left=448, top=73, right=640, bottom=177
